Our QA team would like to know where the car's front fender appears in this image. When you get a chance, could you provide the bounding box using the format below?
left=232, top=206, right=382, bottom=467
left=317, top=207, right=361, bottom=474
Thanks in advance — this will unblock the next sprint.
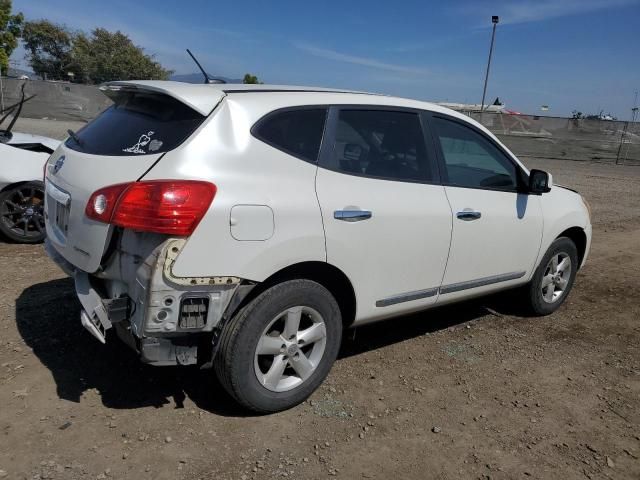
left=532, top=186, right=591, bottom=276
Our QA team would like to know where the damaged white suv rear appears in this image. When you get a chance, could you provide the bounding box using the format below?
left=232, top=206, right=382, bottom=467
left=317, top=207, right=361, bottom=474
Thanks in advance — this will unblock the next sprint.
left=45, top=81, right=592, bottom=412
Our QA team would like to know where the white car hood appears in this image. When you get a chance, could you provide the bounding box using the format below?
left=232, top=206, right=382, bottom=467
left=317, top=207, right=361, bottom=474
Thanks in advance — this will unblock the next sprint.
left=7, top=132, right=61, bottom=151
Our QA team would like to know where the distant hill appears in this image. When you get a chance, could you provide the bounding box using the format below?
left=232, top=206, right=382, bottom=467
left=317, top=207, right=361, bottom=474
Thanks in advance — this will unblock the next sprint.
left=170, top=73, right=243, bottom=84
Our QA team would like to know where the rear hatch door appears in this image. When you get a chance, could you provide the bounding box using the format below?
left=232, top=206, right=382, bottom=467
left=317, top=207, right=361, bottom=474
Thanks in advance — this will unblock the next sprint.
left=45, top=148, right=163, bottom=272
left=45, top=83, right=221, bottom=272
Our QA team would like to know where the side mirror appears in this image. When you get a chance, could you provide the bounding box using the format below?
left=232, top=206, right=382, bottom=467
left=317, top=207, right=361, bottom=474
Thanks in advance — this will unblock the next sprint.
left=529, top=169, right=552, bottom=194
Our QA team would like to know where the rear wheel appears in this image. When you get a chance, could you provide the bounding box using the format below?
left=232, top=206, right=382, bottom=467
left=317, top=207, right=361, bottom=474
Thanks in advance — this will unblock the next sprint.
left=525, top=237, right=578, bottom=315
left=214, top=279, right=342, bottom=413
left=0, top=182, right=46, bottom=244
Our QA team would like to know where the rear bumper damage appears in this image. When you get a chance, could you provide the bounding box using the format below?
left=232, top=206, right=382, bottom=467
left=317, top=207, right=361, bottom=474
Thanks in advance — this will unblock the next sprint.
left=46, top=233, right=254, bottom=366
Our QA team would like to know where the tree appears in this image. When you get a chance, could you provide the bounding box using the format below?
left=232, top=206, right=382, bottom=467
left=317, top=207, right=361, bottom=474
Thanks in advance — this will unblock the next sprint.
left=22, top=20, right=73, bottom=80
left=243, top=73, right=262, bottom=84
left=22, top=21, right=172, bottom=83
left=0, top=0, right=23, bottom=75
left=71, top=28, right=172, bottom=83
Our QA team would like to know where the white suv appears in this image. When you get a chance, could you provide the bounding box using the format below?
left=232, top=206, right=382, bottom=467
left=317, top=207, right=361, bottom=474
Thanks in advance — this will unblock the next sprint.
left=44, top=81, right=592, bottom=412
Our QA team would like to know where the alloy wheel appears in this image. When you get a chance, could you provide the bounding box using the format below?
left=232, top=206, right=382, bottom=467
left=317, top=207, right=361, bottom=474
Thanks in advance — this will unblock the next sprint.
left=541, top=252, right=572, bottom=303
left=0, top=185, right=45, bottom=240
left=254, top=306, right=327, bottom=392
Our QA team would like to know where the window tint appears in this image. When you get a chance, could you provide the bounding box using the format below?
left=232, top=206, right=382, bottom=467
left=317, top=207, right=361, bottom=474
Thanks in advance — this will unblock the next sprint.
left=65, top=91, right=205, bottom=156
left=254, top=109, right=327, bottom=163
left=332, top=110, right=432, bottom=182
left=432, top=117, right=518, bottom=190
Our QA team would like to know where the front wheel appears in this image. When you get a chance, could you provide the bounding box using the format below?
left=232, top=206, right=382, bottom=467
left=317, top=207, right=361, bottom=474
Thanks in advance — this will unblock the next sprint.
left=214, top=279, right=342, bottom=413
left=0, top=182, right=46, bottom=244
left=525, top=237, right=578, bottom=316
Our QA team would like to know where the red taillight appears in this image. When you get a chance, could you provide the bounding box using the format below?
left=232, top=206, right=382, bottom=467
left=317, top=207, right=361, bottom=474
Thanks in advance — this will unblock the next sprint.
left=85, top=180, right=216, bottom=236
left=85, top=183, right=130, bottom=223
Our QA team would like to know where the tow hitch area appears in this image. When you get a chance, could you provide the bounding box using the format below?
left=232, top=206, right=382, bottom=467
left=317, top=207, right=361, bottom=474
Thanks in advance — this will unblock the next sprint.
left=79, top=297, right=130, bottom=343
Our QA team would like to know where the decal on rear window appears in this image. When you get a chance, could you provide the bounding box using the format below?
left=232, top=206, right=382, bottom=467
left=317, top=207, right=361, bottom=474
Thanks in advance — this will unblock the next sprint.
left=148, top=139, right=164, bottom=152
left=123, top=131, right=155, bottom=154
left=65, top=91, right=205, bottom=157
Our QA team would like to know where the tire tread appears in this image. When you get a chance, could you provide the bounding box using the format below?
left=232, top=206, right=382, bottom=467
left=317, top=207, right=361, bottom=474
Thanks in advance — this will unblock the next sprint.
left=524, top=236, right=578, bottom=316
left=214, top=279, right=341, bottom=413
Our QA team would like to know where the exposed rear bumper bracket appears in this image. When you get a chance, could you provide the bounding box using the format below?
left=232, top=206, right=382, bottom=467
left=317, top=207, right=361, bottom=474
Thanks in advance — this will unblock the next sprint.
left=102, top=296, right=131, bottom=323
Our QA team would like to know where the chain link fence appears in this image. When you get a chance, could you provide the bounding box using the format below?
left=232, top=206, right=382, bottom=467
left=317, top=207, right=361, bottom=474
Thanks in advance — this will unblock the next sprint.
left=1, top=77, right=639, bottom=165
left=467, top=112, right=640, bottom=166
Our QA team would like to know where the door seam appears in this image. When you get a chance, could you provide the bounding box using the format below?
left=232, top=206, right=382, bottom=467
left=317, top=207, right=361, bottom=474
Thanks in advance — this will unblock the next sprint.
left=437, top=185, right=455, bottom=302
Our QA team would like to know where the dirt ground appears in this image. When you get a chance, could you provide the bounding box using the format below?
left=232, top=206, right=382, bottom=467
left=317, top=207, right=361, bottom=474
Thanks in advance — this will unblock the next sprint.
left=1, top=153, right=639, bottom=480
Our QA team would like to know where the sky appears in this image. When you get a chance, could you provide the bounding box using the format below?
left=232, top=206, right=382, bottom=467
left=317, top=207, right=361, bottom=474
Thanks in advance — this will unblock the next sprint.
left=9, top=0, right=640, bottom=118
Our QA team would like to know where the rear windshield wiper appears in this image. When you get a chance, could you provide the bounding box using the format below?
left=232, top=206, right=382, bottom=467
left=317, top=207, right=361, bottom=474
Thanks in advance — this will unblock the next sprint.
left=67, top=129, right=83, bottom=146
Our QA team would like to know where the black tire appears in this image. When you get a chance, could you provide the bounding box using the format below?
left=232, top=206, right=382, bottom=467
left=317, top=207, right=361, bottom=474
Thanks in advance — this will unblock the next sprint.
left=525, top=237, right=578, bottom=316
left=214, top=279, right=342, bottom=413
left=0, top=182, right=46, bottom=244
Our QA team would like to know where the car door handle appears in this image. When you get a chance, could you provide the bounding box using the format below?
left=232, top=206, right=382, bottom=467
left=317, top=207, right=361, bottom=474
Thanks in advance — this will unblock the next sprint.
left=456, top=210, right=482, bottom=221
left=334, top=210, right=372, bottom=222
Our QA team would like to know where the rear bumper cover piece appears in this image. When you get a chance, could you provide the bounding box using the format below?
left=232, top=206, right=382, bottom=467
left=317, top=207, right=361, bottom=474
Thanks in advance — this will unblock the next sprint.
left=75, top=271, right=112, bottom=342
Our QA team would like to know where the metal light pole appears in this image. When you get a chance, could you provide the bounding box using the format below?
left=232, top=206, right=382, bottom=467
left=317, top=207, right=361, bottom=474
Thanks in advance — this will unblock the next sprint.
left=616, top=90, right=639, bottom=165
left=481, top=16, right=499, bottom=112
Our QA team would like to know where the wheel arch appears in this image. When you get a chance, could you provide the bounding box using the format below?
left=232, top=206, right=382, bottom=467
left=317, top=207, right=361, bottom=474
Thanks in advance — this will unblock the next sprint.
left=557, top=226, right=587, bottom=269
left=0, top=179, right=44, bottom=194
left=230, top=261, right=357, bottom=328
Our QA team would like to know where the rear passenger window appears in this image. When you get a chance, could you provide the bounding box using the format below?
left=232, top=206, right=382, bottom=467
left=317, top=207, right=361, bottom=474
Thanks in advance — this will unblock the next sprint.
left=332, top=110, right=432, bottom=182
left=253, top=109, right=327, bottom=163
left=431, top=117, right=518, bottom=190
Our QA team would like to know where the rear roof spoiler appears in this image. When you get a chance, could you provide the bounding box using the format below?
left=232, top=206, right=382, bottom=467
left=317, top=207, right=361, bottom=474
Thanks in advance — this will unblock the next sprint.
left=100, top=81, right=226, bottom=116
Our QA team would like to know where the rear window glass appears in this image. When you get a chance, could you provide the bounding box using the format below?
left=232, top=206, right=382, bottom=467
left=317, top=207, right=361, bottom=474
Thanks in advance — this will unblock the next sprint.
left=65, top=91, right=206, bottom=156
left=253, top=108, right=327, bottom=163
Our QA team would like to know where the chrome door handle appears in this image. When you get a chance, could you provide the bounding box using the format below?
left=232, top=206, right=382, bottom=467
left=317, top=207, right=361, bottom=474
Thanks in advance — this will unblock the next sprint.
left=456, top=210, right=482, bottom=221
left=334, top=210, right=372, bottom=222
